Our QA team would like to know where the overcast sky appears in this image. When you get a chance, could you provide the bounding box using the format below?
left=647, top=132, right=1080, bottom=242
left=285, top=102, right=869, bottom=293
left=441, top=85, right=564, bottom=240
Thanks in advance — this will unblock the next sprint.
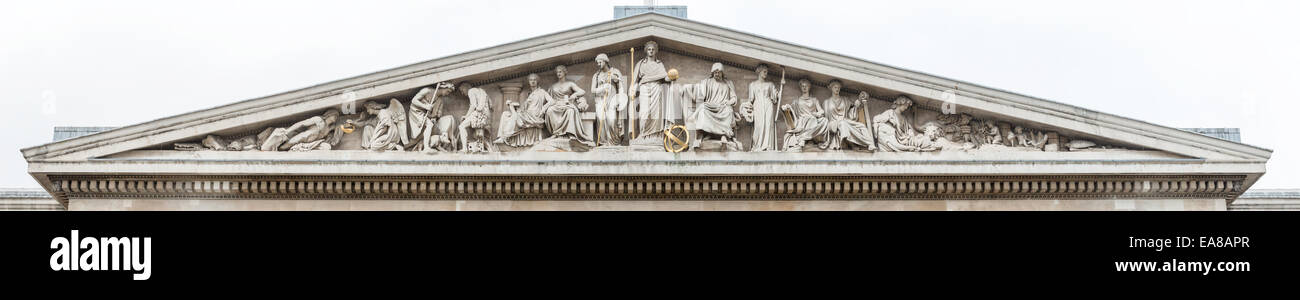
left=1, top=0, right=1295, bottom=188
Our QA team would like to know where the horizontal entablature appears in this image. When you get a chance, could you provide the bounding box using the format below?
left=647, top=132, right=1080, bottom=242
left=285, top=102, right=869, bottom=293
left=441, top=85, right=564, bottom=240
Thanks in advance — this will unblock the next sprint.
left=29, top=150, right=1265, bottom=178
left=48, top=174, right=1245, bottom=202
left=104, top=149, right=1191, bottom=161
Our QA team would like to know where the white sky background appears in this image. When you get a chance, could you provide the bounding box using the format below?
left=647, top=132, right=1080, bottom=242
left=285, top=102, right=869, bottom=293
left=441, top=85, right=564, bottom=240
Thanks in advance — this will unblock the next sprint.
left=1, top=0, right=1295, bottom=188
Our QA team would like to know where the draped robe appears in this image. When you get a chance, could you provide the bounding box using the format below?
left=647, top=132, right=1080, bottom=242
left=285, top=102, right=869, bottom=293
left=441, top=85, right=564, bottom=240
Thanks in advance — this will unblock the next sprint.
left=546, top=81, right=595, bottom=146
left=746, top=80, right=779, bottom=151
left=591, top=68, right=625, bottom=145
left=781, top=96, right=829, bottom=151
left=408, top=88, right=444, bottom=143
left=690, top=77, right=739, bottom=138
left=820, top=95, right=877, bottom=150
left=872, top=108, right=932, bottom=152
left=631, top=58, right=668, bottom=143
left=496, top=87, right=549, bottom=147
left=363, top=100, right=407, bottom=151
left=408, top=87, right=455, bottom=151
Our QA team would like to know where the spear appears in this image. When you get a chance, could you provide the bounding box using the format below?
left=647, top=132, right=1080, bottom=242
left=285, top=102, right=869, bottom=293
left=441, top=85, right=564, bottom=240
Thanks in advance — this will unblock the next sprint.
left=628, top=47, right=637, bottom=140
left=775, top=67, right=792, bottom=129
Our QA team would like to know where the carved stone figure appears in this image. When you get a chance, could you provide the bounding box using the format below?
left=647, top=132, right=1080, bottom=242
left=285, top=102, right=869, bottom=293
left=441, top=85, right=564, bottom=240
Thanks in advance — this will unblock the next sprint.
left=939, top=116, right=1079, bottom=151
left=983, top=122, right=1002, bottom=145
left=819, top=80, right=876, bottom=151
left=286, top=109, right=344, bottom=151
left=495, top=74, right=549, bottom=147
left=457, top=82, right=495, bottom=153
left=629, top=40, right=670, bottom=144
left=688, top=62, right=742, bottom=149
left=409, top=82, right=458, bottom=152
left=228, top=128, right=274, bottom=151
left=173, top=127, right=274, bottom=151
left=873, top=96, right=937, bottom=152
left=590, top=54, right=626, bottom=146
left=918, top=121, right=968, bottom=151
left=172, top=141, right=208, bottom=151
left=936, top=113, right=974, bottom=144
left=260, top=131, right=290, bottom=152
left=1011, top=126, right=1028, bottom=147
left=1005, top=125, right=1020, bottom=147
left=740, top=63, right=782, bottom=152
left=669, top=77, right=699, bottom=146
left=200, top=135, right=227, bottom=150
left=1067, top=139, right=1097, bottom=150
left=1044, top=132, right=1061, bottom=151
left=544, top=65, right=595, bottom=146
left=666, top=69, right=693, bottom=126
left=998, top=122, right=1015, bottom=146
left=259, top=109, right=343, bottom=151
left=781, top=79, right=828, bottom=152
left=665, top=68, right=694, bottom=126
left=353, top=99, right=408, bottom=151
left=1025, top=128, right=1050, bottom=150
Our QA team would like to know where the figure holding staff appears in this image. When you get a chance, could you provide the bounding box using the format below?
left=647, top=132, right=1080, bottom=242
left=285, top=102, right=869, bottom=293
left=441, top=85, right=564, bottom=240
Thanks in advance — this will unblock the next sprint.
left=591, top=53, right=626, bottom=146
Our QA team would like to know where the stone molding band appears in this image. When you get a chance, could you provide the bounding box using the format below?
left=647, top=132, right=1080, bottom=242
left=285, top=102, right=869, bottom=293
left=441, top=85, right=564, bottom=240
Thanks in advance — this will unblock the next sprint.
left=49, top=175, right=1244, bottom=202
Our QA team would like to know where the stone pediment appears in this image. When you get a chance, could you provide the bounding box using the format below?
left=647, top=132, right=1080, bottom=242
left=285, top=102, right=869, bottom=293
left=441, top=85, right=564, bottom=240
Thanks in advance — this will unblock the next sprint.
left=21, top=13, right=1271, bottom=206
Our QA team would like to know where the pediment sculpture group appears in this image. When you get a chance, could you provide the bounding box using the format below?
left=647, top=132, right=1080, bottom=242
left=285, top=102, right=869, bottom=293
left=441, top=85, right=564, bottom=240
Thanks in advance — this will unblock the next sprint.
left=177, top=40, right=1097, bottom=154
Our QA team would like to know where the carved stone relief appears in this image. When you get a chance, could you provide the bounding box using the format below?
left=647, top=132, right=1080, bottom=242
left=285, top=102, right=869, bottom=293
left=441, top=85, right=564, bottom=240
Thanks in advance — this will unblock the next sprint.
left=682, top=62, right=742, bottom=151
left=629, top=40, right=670, bottom=147
left=495, top=76, right=545, bottom=148
left=358, top=99, right=409, bottom=151
left=173, top=42, right=1125, bottom=155
left=739, top=63, right=782, bottom=152
left=409, top=82, right=457, bottom=153
left=457, top=82, right=496, bottom=153
left=541, top=65, right=595, bottom=150
left=590, top=53, right=626, bottom=147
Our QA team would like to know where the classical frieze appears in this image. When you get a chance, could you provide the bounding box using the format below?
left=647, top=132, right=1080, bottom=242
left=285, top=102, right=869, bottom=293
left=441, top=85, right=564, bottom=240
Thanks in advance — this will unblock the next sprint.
left=171, top=42, right=1123, bottom=156
left=21, top=13, right=1270, bottom=211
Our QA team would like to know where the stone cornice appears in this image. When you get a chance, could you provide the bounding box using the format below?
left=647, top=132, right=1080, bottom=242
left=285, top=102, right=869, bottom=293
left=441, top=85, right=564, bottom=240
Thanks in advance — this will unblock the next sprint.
left=21, top=17, right=667, bottom=161
left=20, top=13, right=1273, bottom=207
left=50, top=174, right=1244, bottom=203
left=27, top=155, right=1265, bottom=177
left=33, top=153, right=1263, bottom=205
left=22, top=14, right=1270, bottom=163
left=639, top=21, right=1272, bottom=160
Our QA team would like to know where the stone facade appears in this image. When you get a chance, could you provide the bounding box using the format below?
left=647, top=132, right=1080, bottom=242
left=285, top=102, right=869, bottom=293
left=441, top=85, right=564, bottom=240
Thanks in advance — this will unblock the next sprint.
left=0, top=188, right=63, bottom=211
left=1230, top=189, right=1300, bottom=211
left=68, top=198, right=1227, bottom=211
left=18, top=13, right=1273, bottom=211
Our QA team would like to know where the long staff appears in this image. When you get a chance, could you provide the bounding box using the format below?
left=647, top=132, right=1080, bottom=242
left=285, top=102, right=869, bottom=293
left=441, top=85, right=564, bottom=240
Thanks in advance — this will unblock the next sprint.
left=628, top=48, right=637, bottom=140
left=422, top=84, right=444, bottom=121
left=775, top=67, right=793, bottom=128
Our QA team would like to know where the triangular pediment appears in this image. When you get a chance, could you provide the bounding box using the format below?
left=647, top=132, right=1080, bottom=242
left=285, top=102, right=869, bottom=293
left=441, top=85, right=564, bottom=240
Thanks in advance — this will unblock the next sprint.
left=22, top=13, right=1270, bottom=164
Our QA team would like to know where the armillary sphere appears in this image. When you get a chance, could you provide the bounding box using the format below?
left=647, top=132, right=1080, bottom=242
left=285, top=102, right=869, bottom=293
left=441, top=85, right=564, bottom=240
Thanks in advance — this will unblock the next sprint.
left=663, top=124, right=690, bottom=153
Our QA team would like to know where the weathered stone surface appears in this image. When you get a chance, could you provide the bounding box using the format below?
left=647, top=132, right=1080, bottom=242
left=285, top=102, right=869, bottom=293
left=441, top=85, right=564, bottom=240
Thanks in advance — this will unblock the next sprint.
left=695, top=139, right=741, bottom=152
left=19, top=13, right=1272, bottom=210
left=526, top=137, right=593, bottom=152
left=66, top=198, right=1227, bottom=211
